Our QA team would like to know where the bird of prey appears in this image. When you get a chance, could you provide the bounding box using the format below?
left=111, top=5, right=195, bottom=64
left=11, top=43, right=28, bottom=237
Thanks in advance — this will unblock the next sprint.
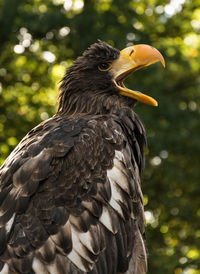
left=0, top=41, right=165, bottom=274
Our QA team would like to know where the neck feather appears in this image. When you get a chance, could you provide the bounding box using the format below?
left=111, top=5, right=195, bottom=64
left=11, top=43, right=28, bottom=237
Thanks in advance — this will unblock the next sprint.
left=57, top=88, right=135, bottom=116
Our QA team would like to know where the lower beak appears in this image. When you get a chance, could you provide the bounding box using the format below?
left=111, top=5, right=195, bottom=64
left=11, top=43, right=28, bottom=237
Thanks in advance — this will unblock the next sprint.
left=111, top=44, right=165, bottom=106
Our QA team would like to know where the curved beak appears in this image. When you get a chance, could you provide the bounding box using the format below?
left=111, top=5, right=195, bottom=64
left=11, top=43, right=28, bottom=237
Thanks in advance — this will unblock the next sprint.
left=111, top=44, right=165, bottom=106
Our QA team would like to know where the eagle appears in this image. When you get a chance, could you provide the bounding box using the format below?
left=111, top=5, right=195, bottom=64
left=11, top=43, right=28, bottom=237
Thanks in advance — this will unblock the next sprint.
left=0, top=41, right=165, bottom=274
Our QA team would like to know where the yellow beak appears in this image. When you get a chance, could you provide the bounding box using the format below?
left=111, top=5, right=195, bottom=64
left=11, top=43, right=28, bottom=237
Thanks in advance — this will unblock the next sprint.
left=111, top=44, right=165, bottom=106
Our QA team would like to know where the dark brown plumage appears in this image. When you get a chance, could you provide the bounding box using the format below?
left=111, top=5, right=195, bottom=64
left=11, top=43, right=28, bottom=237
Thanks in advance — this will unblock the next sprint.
left=0, top=41, right=158, bottom=274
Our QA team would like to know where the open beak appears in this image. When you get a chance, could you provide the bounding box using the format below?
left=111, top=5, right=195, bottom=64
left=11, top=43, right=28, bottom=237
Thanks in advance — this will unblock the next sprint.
left=111, top=44, right=165, bottom=106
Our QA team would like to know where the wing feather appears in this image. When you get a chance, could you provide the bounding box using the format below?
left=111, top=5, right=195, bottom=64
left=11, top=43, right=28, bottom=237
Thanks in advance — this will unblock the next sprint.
left=0, top=109, right=147, bottom=273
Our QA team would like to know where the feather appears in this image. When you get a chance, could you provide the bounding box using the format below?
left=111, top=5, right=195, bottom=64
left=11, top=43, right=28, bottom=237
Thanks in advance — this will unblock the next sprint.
left=37, top=238, right=56, bottom=263
left=0, top=185, right=12, bottom=207
left=67, top=248, right=93, bottom=272
left=0, top=228, right=7, bottom=255
left=81, top=199, right=102, bottom=218
left=99, top=205, right=119, bottom=234
left=0, top=263, right=9, bottom=274
left=51, top=221, right=72, bottom=255
left=12, top=257, right=33, bottom=273
left=5, top=213, right=15, bottom=234
left=71, top=226, right=98, bottom=263
left=32, top=257, right=48, bottom=274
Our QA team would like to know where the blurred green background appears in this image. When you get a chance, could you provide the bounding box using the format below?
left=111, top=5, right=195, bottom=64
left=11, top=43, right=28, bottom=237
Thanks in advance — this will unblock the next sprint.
left=0, top=0, right=200, bottom=273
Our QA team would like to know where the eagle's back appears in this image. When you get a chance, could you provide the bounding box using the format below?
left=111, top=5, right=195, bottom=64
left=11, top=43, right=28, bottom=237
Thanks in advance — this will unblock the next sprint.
left=0, top=108, right=147, bottom=274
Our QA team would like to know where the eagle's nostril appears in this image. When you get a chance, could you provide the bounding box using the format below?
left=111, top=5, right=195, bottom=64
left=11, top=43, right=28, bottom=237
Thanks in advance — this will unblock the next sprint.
left=129, top=49, right=134, bottom=56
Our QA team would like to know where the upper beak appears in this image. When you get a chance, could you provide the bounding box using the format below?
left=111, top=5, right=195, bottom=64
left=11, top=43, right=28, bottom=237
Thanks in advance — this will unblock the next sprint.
left=112, top=44, right=165, bottom=106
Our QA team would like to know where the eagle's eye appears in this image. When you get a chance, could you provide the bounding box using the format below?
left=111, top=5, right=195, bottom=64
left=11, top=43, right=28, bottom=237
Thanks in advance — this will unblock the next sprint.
left=98, top=62, right=112, bottom=71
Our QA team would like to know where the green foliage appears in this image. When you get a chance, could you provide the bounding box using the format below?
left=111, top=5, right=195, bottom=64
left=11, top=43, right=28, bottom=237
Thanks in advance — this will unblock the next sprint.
left=0, top=0, right=200, bottom=273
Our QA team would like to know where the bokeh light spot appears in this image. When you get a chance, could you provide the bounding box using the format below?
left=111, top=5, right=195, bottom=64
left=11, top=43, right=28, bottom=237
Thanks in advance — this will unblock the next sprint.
left=59, top=27, right=70, bottom=37
left=150, top=156, right=162, bottom=166
left=160, top=225, right=168, bottom=234
left=186, top=249, right=200, bottom=260
left=14, top=45, right=25, bottom=54
left=64, top=0, right=72, bottom=11
left=40, top=112, right=49, bottom=120
left=43, top=51, right=56, bottom=63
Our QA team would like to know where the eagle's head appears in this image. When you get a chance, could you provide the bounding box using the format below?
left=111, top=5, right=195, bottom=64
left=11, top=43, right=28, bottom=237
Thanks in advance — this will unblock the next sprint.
left=58, top=41, right=165, bottom=115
